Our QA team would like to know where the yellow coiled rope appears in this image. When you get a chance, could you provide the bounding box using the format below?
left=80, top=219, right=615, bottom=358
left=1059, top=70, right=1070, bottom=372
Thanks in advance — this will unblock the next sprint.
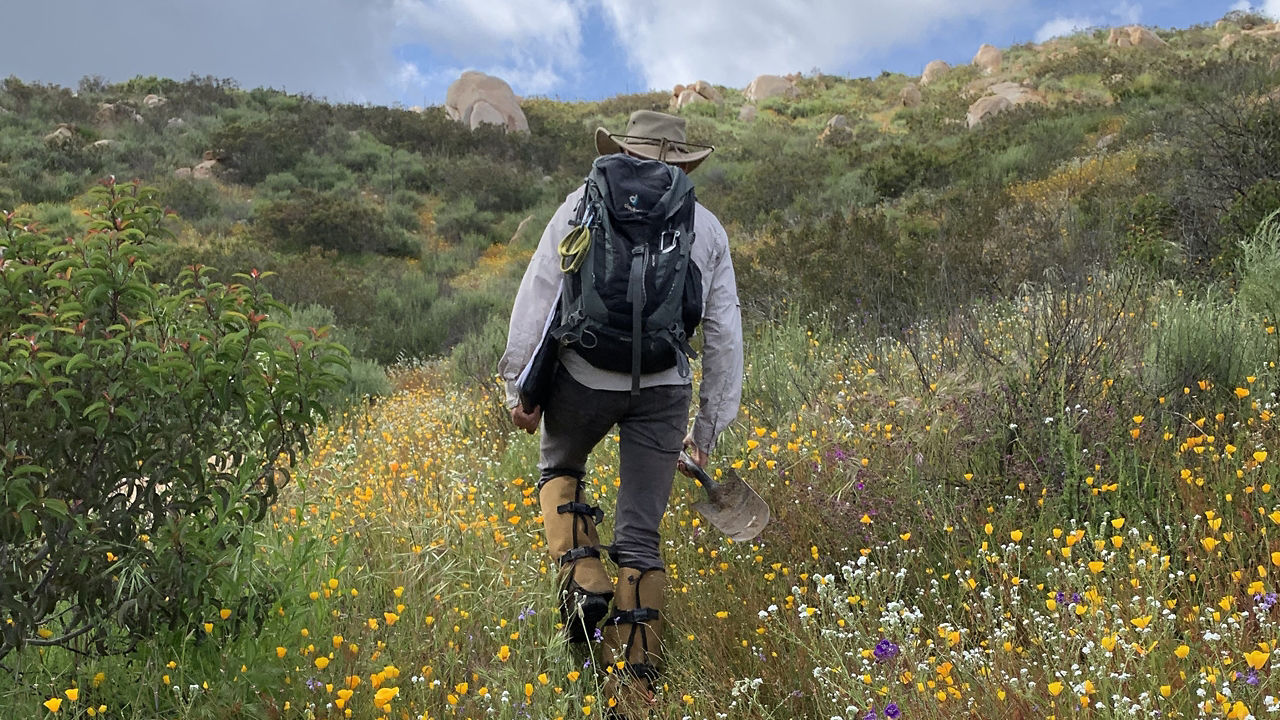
left=558, top=224, right=591, bottom=273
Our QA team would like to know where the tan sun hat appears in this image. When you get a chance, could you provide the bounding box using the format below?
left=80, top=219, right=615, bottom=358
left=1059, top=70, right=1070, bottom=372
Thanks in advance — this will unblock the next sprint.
left=595, top=110, right=714, bottom=171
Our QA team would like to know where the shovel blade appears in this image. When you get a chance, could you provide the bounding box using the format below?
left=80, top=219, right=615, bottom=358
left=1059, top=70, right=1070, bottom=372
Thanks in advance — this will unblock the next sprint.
left=691, top=468, right=770, bottom=542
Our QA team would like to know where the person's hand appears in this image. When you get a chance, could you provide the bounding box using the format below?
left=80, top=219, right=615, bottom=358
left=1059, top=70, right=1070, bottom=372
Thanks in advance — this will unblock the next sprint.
left=511, top=405, right=542, bottom=434
left=677, top=434, right=708, bottom=478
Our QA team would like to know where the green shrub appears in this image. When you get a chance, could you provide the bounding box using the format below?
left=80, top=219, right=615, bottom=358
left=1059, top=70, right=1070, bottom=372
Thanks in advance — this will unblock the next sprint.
left=1221, top=179, right=1280, bottom=239
left=291, top=151, right=356, bottom=192
left=433, top=196, right=497, bottom=243
left=160, top=176, right=222, bottom=221
left=1235, top=208, right=1280, bottom=323
left=208, top=109, right=330, bottom=184
left=1121, top=192, right=1181, bottom=276
left=448, top=312, right=509, bottom=383
left=28, top=202, right=88, bottom=239
left=0, top=180, right=346, bottom=660
left=1144, top=289, right=1269, bottom=401
left=254, top=188, right=418, bottom=257
left=364, top=265, right=444, bottom=362
left=285, top=304, right=391, bottom=401
left=440, top=155, right=544, bottom=213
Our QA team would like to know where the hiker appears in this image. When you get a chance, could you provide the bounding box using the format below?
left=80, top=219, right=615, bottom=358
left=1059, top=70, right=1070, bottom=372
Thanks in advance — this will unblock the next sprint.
left=498, top=110, right=743, bottom=716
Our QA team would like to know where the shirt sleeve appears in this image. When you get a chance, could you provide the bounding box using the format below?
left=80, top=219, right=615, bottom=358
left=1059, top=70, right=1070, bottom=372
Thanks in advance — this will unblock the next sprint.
left=689, top=218, right=744, bottom=454
left=496, top=189, right=580, bottom=409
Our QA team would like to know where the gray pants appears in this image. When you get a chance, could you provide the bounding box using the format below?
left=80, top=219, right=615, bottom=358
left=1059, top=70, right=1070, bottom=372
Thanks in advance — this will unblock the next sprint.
left=540, top=368, right=692, bottom=572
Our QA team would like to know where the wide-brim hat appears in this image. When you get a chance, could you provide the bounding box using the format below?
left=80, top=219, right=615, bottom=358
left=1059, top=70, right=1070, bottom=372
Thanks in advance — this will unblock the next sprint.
left=595, top=110, right=714, bottom=172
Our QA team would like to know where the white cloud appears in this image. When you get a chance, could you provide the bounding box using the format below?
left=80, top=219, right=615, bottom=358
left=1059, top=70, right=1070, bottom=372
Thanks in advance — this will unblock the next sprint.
left=1110, top=1, right=1143, bottom=24
left=1034, top=16, right=1100, bottom=42
left=0, top=0, right=1225, bottom=109
left=1233, top=0, right=1280, bottom=17
left=389, top=0, right=588, bottom=96
left=595, top=0, right=1024, bottom=91
left=1230, top=0, right=1252, bottom=11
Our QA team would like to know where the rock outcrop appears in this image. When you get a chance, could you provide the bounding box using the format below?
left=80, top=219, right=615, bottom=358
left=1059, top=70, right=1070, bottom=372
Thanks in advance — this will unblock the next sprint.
left=96, top=102, right=142, bottom=126
left=43, top=124, right=77, bottom=148
left=143, top=94, right=167, bottom=109
left=671, top=80, right=723, bottom=109
left=899, top=83, right=922, bottom=108
left=444, top=71, right=529, bottom=133
left=1107, top=26, right=1167, bottom=49
left=1223, top=23, right=1280, bottom=49
left=467, top=100, right=507, bottom=129
left=738, top=104, right=758, bottom=122
left=972, top=44, right=1003, bottom=74
left=745, top=74, right=798, bottom=102
left=1244, top=22, right=1280, bottom=40
left=986, top=81, right=1046, bottom=107
left=921, top=60, right=950, bottom=86
left=176, top=150, right=236, bottom=181
left=967, top=95, right=1013, bottom=129
left=817, top=114, right=853, bottom=146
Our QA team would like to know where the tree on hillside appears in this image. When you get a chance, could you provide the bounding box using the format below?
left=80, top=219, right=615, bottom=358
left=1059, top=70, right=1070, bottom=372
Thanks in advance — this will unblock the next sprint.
left=0, top=180, right=347, bottom=659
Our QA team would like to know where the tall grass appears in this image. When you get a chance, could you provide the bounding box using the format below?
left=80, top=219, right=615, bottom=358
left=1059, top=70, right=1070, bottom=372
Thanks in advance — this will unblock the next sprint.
left=12, top=275, right=1280, bottom=719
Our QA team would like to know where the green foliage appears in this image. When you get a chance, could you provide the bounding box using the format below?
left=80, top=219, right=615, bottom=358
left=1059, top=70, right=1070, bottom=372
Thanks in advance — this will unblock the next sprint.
left=208, top=108, right=332, bottom=184
left=284, top=304, right=391, bottom=401
left=448, top=312, right=509, bottom=383
left=1221, top=178, right=1280, bottom=239
left=0, top=180, right=347, bottom=660
left=440, top=155, right=544, bottom=213
left=1121, top=192, right=1181, bottom=275
left=160, top=177, right=222, bottom=222
left=254, top=188, right=418, bottom=257
left=1144, top=289, right=1269, bottom=401
left=1235, top=209, right=1280, bottom=323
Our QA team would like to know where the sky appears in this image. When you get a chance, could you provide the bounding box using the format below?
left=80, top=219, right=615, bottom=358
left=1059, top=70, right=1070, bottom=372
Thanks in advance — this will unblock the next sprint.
left=0, top=1, right=1274, bottom=108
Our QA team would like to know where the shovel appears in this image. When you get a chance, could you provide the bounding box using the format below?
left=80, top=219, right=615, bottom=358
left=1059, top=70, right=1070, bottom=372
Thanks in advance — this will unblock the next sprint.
left=678, top=452, right=770, bottom=542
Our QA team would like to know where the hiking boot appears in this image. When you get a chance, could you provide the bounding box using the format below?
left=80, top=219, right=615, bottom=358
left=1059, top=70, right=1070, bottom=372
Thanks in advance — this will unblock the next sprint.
left=602, top=669, right=658, bottom=719
left=561, top=587, right=610, bottom=644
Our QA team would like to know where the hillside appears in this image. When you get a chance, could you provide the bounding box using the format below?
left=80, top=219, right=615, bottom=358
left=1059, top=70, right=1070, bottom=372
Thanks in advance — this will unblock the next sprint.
left=5, top=11, right=1280, bottom=719
left=0, top=13, right=1276, bottom=377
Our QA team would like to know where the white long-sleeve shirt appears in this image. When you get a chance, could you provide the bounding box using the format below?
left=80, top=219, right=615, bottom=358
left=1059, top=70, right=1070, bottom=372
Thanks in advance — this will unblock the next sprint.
left=497, top=184, right=744, bottom=454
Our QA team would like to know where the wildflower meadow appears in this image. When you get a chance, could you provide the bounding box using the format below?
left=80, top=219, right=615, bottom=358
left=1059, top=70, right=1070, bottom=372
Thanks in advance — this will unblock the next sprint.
left=8, top=255, right=1280, bottom=719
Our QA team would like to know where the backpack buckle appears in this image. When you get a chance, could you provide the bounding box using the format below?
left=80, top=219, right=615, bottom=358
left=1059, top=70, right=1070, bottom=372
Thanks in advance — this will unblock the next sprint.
left=658, top=229, right=680, bottom=254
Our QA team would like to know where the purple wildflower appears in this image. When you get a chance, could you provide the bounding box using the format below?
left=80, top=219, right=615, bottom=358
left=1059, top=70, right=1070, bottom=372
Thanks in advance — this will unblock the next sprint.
left=1248, top=669, right=1260, bottom=686
left=873, top=638, right=900, bottom=662
left=885, top=702, right=901, bottom=719
left=863, top=708, right=876, bottom=720
left=305, top=677, right=323, bottom=691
